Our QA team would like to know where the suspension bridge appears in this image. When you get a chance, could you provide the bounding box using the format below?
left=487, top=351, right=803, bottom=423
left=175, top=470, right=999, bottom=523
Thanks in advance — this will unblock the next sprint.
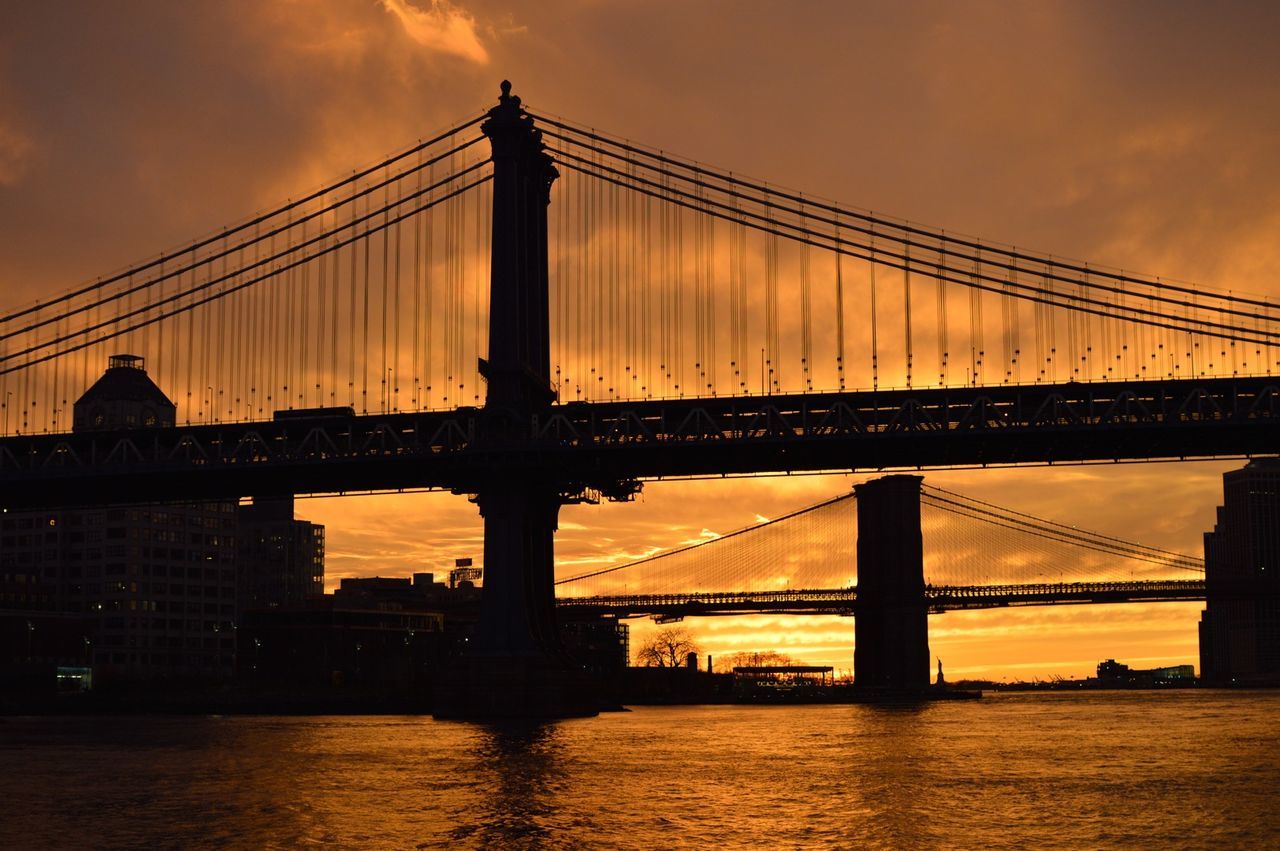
left=1, top=81, right=1274, bottom=714
left=553, top=480, right=1207, bottom=620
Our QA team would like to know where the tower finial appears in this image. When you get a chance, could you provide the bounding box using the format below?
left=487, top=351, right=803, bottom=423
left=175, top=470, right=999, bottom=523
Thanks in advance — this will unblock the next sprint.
left=499, top=79, right=512, bottom=102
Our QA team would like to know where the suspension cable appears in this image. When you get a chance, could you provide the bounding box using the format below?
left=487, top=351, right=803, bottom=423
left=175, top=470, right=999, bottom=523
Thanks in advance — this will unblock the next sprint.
left=555, top=491, right=856, bottom=585
left=550, top=148, right=1280, bottom=344
left=0, top=114, right=486, bottom=326
left=1, top=161, right=492, bottom=368
left=0, top=136, right=486, bottom=343
left=0, top=173, right=493, bottom=376
left=529, top=111, right=1276, bottom=310
left=556, top=158, right=1279, bottom=349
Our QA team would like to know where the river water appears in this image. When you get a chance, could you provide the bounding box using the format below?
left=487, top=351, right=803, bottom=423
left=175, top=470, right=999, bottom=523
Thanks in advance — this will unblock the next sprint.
left=1, top=691, right=1277, bottom=849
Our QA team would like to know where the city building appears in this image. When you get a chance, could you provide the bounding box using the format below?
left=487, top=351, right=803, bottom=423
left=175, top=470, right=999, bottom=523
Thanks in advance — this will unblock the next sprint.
left=560, top=619, right=630, bottom=678
left=1199, top=460, right=1280, bottom=684
left=72, top=353, right=177, bottom=431
left=239, top=598, right=446, bottom=687
left=333, top=572, right=476, bottom=609
left=241, top=570, right=465, bottom=686
left=237, top=496, right=324, bottom=612
left=0, top=356, right=239, bottom=682
left=242, top=569, right=630, bottom=689
left=1, top=355, right=324, bottom=686
left=1096, top=659, right=1196, bottom=686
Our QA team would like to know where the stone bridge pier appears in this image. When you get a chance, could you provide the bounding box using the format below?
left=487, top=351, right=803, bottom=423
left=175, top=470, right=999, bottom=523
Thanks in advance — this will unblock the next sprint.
left=853, top=475, right=931, bottom=690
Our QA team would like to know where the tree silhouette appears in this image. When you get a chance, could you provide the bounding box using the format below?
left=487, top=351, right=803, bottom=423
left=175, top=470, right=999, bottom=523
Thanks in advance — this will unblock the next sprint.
left=714, top=650, right=799, bottom=673
left=635, top=626, right=700, bottom=667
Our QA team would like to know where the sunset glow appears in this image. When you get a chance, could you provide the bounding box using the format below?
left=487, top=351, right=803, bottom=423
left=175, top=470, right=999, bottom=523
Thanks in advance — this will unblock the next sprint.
left=4, top=1, right=1276, bottom=682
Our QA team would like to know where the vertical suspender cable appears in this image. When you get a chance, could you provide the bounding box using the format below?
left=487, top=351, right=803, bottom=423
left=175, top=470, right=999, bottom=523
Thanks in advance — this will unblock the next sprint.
left=394, top=180, right=403, bottom=411
left=800, top=204, right=812, bottom=391
left=381, top=174, right=390, bottom=411
left=904, top=245, right=912, bottom=388
left=835, top=221, right=846, bottom=391
left=937, top=242, right=948, bottom=386
left=412, top=162, right=422, bottom=408
left=870, top=247, right=879, bottom=391
left=474, top=173, right=483, bottom=403
left=317, top=217, right=328, bottom=407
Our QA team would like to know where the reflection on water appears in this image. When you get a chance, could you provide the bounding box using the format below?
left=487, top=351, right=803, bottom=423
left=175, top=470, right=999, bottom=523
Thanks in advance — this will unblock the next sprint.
left=1, top=692, right=1278, bottom=849
left=454, top=723, right=575, bottom=847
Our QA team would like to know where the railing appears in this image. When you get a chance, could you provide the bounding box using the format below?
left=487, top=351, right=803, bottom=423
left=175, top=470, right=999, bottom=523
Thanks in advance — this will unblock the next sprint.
left=555, top=579, right=1208, bottom=618
left=3, top=375, right=1280, bottom=509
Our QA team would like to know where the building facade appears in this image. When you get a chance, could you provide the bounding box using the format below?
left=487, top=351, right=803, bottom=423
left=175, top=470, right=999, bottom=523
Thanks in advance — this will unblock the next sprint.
left=237, top=496, right=324, bottom=612
left=1199, top=460, right=1280, bottom=684
left=1, top=356, right=323, bottom=685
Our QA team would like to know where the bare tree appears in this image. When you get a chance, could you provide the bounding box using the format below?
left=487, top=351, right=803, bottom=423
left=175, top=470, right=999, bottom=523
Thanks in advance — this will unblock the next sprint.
left=714, top=650, right=799, bottom=673
left=635, top=626, right=700, bottom=667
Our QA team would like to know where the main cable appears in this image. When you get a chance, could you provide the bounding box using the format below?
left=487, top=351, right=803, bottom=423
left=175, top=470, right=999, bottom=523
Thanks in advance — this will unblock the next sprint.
left=550, top=146, right=1280, bottom=344
left=1, top=161, right=492, bottom=368
left=555, top=491, right=856, bottom=585
left=556, top=158, right=1280, bottom=349
left=0, top=173, right=493, bottom=376
left=530, top=111, right=1276, bottom=311
left=0, top=136, right=486, bottom=343
left=0, top=114, right=486, bottom=326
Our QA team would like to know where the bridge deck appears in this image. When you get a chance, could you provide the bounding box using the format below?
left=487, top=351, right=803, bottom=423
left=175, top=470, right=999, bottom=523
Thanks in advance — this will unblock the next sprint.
left=554, top=580, right=1208, bottom=619
left=2, top=377, right=1279, bottom=509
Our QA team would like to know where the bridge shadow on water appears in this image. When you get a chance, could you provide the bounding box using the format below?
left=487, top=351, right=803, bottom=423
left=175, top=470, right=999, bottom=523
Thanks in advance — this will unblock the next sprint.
left=446, top=721, right=591, bottom=847
left=438, top=703, right=946, bottom=848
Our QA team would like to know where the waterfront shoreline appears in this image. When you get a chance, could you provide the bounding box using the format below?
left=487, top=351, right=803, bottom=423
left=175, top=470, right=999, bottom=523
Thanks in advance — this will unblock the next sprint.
left=11, top=683, right=1280, bottom=716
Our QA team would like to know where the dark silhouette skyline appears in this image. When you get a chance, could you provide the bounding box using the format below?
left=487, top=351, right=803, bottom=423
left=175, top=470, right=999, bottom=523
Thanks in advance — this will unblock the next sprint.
left=4, top=3, right=1279, bottom=681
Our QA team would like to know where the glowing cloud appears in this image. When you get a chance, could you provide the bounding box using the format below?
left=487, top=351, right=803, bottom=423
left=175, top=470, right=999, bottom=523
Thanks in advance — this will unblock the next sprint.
left=380, top=0, right=489, bottom=64
left=0, top=122, right=33, bottom=186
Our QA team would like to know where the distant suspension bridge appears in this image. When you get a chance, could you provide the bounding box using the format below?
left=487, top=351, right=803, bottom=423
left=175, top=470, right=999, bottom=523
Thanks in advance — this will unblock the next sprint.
left=554, top=481, right=1206, bottom=619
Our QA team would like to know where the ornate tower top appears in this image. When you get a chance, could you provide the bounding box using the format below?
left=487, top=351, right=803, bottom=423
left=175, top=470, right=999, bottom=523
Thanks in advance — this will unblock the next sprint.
left=482, top=80, right=555, bottom=186
left=73, top=354, right=176, bottom=432
left=479, top=78, right=558, bottom=412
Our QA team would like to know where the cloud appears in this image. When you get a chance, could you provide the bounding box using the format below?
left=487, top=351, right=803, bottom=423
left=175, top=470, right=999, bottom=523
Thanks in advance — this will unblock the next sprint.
left=0, top=121, right=33, bottom=186
left=380, top=0, right=489, bottom=64
left=3, top=0, right=1270, bottom=682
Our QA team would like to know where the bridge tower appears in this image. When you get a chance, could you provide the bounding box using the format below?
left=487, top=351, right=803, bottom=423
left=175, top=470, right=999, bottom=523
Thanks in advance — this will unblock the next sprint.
left=853, top=475, right=931, bottom=690
left=434, top=82, right=597, bottom=718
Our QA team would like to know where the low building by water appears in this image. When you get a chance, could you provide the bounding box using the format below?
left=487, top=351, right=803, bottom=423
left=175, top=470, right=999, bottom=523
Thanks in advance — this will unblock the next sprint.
left=733, top=665, right=835, bottom=700
left=240, top=598, right=447, bottom=687
left=1096, top=659, right=1195, bottom=687
left=240, top=570, right=630, bottom=691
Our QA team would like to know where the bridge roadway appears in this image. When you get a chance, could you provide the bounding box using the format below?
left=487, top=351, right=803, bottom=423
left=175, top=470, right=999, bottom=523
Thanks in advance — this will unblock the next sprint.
left=553, top=580, right=1208, bottom=619
left=3, top=376, right=1280, bottom=509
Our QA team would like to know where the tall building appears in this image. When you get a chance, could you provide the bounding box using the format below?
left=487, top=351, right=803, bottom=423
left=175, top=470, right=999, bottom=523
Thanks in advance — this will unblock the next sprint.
left=72, top=353, right=176, bottom=431
left=237, top=496, right=324, bottom=612
left=1199, top=460, right=1280, bottom=684
left=1, top=356, right=239, bottom=682
left=3, top=356, right=329, bottom=686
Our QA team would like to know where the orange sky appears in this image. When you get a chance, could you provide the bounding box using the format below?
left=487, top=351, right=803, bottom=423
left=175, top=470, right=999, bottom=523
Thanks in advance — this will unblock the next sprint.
left=3, top=1, right=1279, bottom=679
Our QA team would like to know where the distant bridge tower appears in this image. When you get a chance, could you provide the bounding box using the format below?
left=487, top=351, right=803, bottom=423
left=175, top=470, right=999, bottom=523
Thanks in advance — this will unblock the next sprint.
left=854, top=475, right=931, bottom=689
left=435, top=82, right=596, bottom=718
